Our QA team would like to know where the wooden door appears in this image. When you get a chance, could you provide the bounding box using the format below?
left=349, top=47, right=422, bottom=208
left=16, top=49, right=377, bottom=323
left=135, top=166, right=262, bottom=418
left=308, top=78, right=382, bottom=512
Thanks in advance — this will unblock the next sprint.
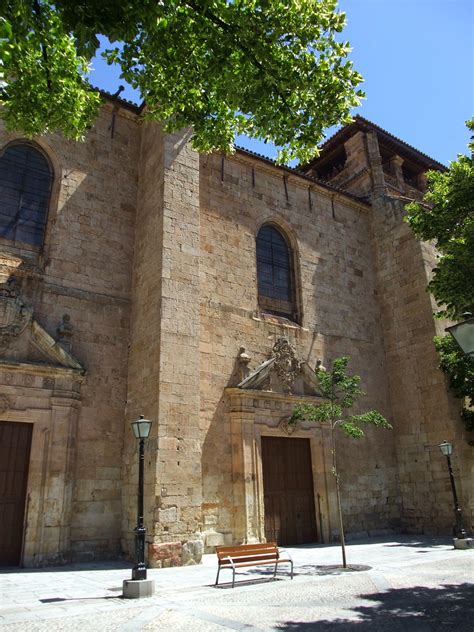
left=261, top=436, right=317, bottom=546
left=0, top=422, right=32, bottom=566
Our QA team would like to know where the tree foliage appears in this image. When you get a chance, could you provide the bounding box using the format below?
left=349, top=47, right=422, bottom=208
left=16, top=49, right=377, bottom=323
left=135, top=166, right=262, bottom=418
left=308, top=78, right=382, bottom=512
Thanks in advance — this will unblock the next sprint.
left=0, top=2, right=101, bottom=140
left=405, top=121, right=474, bottom=433
left=291, top=357, right=390, bottom=437
left=0, top=0, right=364, bottom=163
left=290, top=357, right=391, bottom=567
left=405, top=119, right=474, bottom=319
left=434, top=335, right=474, bottom=432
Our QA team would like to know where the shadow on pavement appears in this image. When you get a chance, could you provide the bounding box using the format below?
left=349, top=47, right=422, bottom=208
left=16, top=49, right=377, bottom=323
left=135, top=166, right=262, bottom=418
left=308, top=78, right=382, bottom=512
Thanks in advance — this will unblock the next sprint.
left=0, top=561, right=131, bottom=574
left=245, top=564, right=372, bottom=578
left=213, top=577, right=284, bottom=589
left=291, top=536, right=453, bottom=551
left=39, top=596, right=120, bottom=603
left=275, top=582, right=474, bottom=631
left=382, top=538, right=453, bottom=549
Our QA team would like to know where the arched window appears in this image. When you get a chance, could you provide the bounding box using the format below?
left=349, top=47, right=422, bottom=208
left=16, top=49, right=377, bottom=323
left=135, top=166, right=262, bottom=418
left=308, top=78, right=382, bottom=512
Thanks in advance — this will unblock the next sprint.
left=0, top=143, right=53, bottom=247
left=256, top=224, right=296, bottom=319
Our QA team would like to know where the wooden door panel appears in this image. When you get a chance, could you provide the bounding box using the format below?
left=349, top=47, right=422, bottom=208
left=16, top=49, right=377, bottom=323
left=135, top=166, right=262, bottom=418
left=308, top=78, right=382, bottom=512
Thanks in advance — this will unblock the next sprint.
left=0, top=422, right=32, bottom=566
left=262, top=436, right=317, bottom=546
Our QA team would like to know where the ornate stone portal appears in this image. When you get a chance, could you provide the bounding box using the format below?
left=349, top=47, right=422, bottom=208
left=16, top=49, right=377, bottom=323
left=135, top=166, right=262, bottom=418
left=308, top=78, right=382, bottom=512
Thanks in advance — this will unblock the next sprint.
left=223, top=339, right=335, bottom=548
left=0, top=277, right=85, bottom=566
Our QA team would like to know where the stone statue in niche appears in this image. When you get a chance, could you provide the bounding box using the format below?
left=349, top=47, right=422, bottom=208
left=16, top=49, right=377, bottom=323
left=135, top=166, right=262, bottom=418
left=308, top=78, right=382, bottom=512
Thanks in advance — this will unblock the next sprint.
left=272, top=338, right=300, bottom=394
left=0, top=277, right=32, bottom=352
left=57, top=314, right=74, bottom=352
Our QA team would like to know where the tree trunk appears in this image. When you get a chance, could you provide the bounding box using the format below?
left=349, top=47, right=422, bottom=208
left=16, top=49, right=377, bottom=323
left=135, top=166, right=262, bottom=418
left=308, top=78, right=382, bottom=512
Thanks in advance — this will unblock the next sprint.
left=331, top=423, right=347, bottom=568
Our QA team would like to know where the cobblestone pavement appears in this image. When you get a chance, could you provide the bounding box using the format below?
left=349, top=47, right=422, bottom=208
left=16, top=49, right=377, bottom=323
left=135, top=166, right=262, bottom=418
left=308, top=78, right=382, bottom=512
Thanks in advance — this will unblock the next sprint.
left=0, top=537, right=472, bottom=631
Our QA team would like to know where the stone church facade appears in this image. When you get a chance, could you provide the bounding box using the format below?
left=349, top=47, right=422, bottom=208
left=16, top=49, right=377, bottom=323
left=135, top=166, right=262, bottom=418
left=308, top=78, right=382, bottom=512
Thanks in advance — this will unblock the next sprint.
left=0, top=96, right=471, bottom=568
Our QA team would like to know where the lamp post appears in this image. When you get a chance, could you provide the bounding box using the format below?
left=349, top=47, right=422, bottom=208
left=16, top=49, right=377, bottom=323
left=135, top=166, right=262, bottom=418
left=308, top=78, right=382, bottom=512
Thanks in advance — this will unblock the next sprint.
left=445, top=312, right=474, bottom=356
left=438, top=441, right=467, bottom=541
left=130, top=415, right=152, bottom=581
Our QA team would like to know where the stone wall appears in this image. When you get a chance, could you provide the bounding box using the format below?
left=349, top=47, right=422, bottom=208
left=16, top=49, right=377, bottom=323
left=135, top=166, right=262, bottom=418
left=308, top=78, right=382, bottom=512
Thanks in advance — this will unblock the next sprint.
left=198, top=150, right=400, bottom=549
left=124, top=127, right=203, bottom=568
left=0, top=104, right=140, bottom=563
left=2, top=108, right=470, bottom=567
left=336, top=127, right=473, bottom=534
left=370, top=193, right=472, bottom=533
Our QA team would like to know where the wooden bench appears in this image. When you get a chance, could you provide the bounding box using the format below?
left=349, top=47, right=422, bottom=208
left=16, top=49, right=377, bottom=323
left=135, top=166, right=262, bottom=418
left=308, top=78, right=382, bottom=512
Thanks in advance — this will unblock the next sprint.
left=215, top=542, right=294, bottom=587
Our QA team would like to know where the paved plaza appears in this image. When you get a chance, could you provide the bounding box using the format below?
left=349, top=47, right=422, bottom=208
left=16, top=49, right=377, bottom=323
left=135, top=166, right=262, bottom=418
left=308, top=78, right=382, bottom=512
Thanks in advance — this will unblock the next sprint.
left=0, top=536, right=472, bottom=631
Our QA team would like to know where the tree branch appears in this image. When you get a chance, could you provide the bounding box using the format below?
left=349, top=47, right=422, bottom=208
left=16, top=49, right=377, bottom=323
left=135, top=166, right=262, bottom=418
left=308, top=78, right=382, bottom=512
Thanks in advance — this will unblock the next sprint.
left=183, top=0, right=293, bottom=115
left=33, top=0, right=52, bottom=91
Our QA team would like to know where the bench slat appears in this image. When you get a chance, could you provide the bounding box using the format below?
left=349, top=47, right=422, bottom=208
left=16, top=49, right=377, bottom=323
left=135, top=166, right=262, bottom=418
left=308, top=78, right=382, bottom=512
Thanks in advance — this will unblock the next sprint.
left=216, top=542, right=277, bottom=549
left=215, top=542, right=293, bottom=587
left=216, top=548, right=277, bottom=556
left=216, top=543, right=278, bottom=558
left=219, top=554, right=279, bottom=565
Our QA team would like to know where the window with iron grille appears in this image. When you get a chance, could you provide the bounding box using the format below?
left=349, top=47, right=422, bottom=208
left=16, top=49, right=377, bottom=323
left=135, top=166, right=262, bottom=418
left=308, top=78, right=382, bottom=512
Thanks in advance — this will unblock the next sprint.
left=256, top=224, right=295, bottom=319
left=0, top=143, right=53, bottom=247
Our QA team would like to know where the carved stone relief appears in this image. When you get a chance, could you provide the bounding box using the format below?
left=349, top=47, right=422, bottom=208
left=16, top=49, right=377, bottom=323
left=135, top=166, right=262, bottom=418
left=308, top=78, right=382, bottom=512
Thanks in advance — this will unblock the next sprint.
left=272, top=338, right=300, bottom=393
left=0, top=394, right=12, bottom=414
left=236, top=337, right=323, bottom=397
left=278, top=416, right=300, bottom=435
left=57, top=314, right=74, bottom=353
left=237, top=346, right=251, bottom=382
left=43, top=377, right=55, bottom=390
left=0, top=278, right=32, bottom=352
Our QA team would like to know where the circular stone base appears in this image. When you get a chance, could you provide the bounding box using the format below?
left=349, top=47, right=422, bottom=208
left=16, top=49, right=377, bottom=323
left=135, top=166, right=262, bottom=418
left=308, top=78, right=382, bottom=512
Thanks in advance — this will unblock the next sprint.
left=453, top=538, right=472, bottom=550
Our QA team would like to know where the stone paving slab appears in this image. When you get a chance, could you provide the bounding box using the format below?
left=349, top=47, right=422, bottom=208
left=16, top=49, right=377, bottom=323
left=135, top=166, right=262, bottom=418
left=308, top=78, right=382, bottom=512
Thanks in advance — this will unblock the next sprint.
left=0, top=537, right=472, bottom=631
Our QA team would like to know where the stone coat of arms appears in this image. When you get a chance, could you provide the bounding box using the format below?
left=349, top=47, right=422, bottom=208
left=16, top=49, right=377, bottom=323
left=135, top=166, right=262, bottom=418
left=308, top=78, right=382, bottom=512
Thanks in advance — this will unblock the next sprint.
left=0, top=278, right=32, bottom=352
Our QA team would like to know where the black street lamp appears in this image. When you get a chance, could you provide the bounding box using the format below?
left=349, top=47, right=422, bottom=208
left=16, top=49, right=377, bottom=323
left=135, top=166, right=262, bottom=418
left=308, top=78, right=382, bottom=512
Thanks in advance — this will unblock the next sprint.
left=438, top=441, right=467, bottom=540
left=130, top=415, right=152, bottom=581
left=445, top=312, right=474, bottom=357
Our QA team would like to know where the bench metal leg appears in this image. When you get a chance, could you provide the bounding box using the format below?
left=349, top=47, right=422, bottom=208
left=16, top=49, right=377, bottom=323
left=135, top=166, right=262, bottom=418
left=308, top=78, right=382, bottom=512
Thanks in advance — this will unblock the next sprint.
left=290, top=560, right=294, bottom=579
left=273, top=562, right=278, bottom=579
left=215, top=566, right=221, bottom=586
left=232, top=567, right=235, bottom=588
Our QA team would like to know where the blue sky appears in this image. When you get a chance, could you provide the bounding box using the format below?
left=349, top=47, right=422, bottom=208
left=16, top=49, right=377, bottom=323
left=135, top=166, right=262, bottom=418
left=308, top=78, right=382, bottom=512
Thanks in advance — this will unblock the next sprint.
left=88, top=0, right=473, bottom=166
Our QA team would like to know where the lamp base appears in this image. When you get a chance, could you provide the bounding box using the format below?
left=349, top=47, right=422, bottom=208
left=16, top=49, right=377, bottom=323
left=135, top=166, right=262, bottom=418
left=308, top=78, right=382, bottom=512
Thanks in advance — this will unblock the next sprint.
left=122, top=578, right=155, bottom=599
left=453, top=537, right=472, bottom=550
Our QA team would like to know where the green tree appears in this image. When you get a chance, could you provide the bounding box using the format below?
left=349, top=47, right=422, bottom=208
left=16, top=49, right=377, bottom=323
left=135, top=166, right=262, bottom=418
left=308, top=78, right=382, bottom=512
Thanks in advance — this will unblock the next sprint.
left=0, top=0, right=364, bottom=164
left=290, top=357, right=391, bottom=568
left=405, top=120, right=474, bottom=319
left=405, top=120, right=474, bottom=432
left=434, top=335, right=474, bottom=432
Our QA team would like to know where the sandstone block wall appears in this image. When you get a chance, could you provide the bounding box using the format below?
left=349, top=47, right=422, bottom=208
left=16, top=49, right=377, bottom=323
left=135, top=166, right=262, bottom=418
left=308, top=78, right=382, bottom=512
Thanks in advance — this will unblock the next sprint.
left=2, top=108, right=470, bottom=567
left=124, top=127, right=203, bottom=567
left=333, top=126, right=473, bottom=535
left=370, top=194, right=472, bottom=534
left=0, top=106, right=140, bottom=562
left=198, top=151, right=400, bottom=548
